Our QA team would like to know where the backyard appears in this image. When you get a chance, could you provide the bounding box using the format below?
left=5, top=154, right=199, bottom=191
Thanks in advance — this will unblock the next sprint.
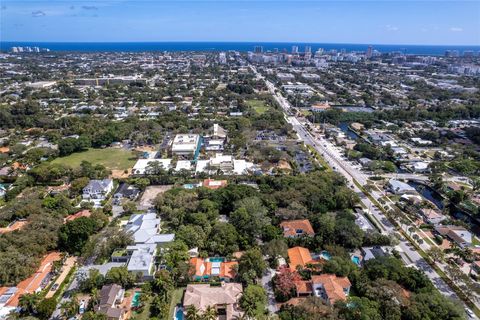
left=246, top=99, right=269, bottom=115
left=52, top=148, right=136, bottom=171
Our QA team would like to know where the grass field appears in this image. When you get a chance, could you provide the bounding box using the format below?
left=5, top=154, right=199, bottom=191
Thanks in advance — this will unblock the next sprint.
left=246, top=99, right=269, bottom=114
left=52, top=148, right=136, bottom=170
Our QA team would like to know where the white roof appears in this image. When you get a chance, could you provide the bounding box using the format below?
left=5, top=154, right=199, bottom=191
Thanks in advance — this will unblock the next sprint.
left=175, top=160, right=193, bottom=171
left=133, top=159, right=172, bottom=175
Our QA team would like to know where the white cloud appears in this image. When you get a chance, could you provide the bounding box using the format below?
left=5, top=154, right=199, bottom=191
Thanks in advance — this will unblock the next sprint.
left=385, top=25, right=399, bottom=32
left=450, top=27, right=463, bottom=32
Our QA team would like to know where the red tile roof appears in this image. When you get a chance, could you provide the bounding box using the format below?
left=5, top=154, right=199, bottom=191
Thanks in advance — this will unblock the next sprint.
left=288, top=247, right=315, bottom=271
left=280, top=219, right=315, bottom=237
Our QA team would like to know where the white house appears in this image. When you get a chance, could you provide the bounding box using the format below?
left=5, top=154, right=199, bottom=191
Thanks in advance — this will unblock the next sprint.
left=82, top=179, right=114, bottom=200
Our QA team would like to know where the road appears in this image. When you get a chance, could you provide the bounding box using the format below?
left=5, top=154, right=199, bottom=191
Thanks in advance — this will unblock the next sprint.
left=251, top=65, right=466, bottom=304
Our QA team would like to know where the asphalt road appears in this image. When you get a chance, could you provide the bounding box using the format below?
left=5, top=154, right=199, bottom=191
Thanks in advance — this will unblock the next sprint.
left=252, top=65, right=465, bottom=304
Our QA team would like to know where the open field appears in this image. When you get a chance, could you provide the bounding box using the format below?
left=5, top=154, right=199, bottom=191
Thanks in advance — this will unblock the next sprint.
left=139, top=185, right=173, bottom=208
left=246, top=99, right=269, bottom=114
left=52, top=148, right=136, bottom=171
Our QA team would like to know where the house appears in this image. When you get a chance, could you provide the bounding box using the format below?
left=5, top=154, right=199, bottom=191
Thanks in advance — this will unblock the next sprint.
left=287, top=246, right=317, bottom=271
left=280, top=219, right=315, bottom=238
left=124, top=213, right=175, bottom=245
left=82, top=179, right=114, bottom=200
left=419, top=208, right=446, bottom=225
left=120, top=213, right=174, bottom=278
left=183, top=283, right=243, bottom=320
left=204, top=124, right=227, bottom=151
left=64, top=210, right=91, bottom=223
left=387, top=179, right=417, bottom=195
left=171, top=134, right=201, bottom=157
left=125, top=244, right=157, bottom=279
left=0, top=219, right=28, bottom=234
left=410, top=161, right=430, bottom=173
left=95, top=284, right=126, bottom=320
left=361, top=246, right=393, bottom=262
left=114, top=183, right=140, bottom=201
left=310, top=274, right=351, bottom=305
left=202, top=179, right=228, bottom=190
left=292, top=274, right=351, bottom=305
left=190, top=257, right=238, bottom=281
left=0, top=252, right=62, bottom=313
left=435, top=225, right=472, bottom=248
left=132, top=159, right=172, bottom=175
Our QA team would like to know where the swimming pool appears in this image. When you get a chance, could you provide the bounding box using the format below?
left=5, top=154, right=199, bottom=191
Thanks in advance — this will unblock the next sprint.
left=131, top=291, right=141, bottom=307
left=351, top=256, right=361, bottom=266
left=208, top=257, right=225, bottom=262
left=175, top=306, right=184, bottom=320
left=320, top=251, right=332, bottom=261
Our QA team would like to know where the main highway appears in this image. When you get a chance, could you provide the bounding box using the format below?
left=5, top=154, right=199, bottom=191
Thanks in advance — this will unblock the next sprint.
left=250, top=65, right=469, bottom=307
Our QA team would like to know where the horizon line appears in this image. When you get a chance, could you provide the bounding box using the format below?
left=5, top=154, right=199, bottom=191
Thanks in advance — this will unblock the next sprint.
left=1, top=40, right=480, bottom=47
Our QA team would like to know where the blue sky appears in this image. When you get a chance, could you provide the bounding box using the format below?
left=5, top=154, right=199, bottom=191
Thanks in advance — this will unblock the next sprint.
left=1, top=1, right=479, bottom=45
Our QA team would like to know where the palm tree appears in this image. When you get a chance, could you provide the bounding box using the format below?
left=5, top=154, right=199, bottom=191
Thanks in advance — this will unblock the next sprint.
left=202, top=306, right=217, bottom=320
left=60, top=299, right=80, bottom=318
left=185, top=305, right=201, bottom=320
left=18, top=292, right=40, bottom=315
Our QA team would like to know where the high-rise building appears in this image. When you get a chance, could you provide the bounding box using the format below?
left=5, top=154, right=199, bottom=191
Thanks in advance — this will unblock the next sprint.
left=305, top=46, right=312, bottom=54
left=254, top=46, right=263, bottom=53
left=292, top=46, right=299, bottom=54
left=366, top=46, right=373, bottom=58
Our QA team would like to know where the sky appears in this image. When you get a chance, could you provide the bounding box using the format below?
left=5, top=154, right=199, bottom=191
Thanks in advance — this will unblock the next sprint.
left=1, top=0, right=479, bottom=45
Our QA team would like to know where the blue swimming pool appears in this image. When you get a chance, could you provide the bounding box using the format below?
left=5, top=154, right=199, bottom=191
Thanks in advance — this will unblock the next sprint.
left=131, top=291, right=141, bottom=307
left=351, top=256, right=361, bottom=266
left=175, top=306, right=184, bottom=320
left=320, top=251, right=332, bottom=261
left=209, top=257, right=225, bottom=262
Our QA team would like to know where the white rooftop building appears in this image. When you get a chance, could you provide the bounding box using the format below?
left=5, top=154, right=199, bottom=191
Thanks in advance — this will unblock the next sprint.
left=171, top=134, right=201, bottom=156
left=132, top=159, right=172, bottom=175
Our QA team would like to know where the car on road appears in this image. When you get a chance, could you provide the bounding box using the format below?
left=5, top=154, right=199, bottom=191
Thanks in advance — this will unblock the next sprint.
left=51, top=283, right=59, bottom=291
left=465, top=308, right=475, bottom=319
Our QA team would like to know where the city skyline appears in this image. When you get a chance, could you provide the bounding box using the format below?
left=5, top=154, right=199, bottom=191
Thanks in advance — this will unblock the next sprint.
left=1, top=0, right=479, bottom=45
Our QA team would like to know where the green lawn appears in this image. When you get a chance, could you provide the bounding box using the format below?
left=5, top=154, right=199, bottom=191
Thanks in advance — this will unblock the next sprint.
left=246, top=99, right=269, bottom=114
left=52, top=148, right=136, bottom=171
left=168, top=288, right=185, bottom=319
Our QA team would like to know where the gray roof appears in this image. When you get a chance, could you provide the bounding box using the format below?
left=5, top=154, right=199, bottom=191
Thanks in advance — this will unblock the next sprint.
left=84, top=179, right=112, bottom=193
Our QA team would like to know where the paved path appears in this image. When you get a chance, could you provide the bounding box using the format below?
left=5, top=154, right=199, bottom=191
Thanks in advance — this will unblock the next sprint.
left=45, top=257, right=77, bottom=299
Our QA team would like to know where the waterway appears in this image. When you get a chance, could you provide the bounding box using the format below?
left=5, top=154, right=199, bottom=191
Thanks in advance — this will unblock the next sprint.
left=338, top=122, right=360, bottom=140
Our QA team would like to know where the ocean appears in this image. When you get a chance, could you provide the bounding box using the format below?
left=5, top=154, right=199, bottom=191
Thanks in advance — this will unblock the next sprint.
left=1, top=41, right=480, bottom=55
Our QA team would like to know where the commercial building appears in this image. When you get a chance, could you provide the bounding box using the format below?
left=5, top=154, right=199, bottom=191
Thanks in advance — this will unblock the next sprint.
left=171, top=134, right=201, bottom=157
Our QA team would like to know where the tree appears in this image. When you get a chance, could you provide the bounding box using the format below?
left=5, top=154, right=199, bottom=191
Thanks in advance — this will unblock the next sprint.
left=322, top=256, right=356, bottom=277
left=230, top=197, right=271, bottom=243
left=58, top=217, right=99, bottom=254
left=153, top=270, right=174, bottom=301
left=202, top=305, right=218, bottom=320
left=78, top=268, right=104, bottom=293
left=186, top=305, right=201, bottom=320
left=18, top=293, right=40, bottom=315
left=239, top=285, right=267, bottom=318
left=82, top=311, right=107, bottom=320
left=403, top=291, right=465, bottom=320
left=273, top=268, right=301, bottom=302
left=427, top=247, right=445, bottom=262
left=36, top=298, right=57, bottom=320
left=105, top=266, right=134, bottom=288
left=238, top=248, right=267, bottom=284
left=60, top=299, right=80, bottom=318
left=207, top=223, right=240, bottom=256
left=263, top=239, right=288, bottom=260
left=336, top=297, right=382, bottom=320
